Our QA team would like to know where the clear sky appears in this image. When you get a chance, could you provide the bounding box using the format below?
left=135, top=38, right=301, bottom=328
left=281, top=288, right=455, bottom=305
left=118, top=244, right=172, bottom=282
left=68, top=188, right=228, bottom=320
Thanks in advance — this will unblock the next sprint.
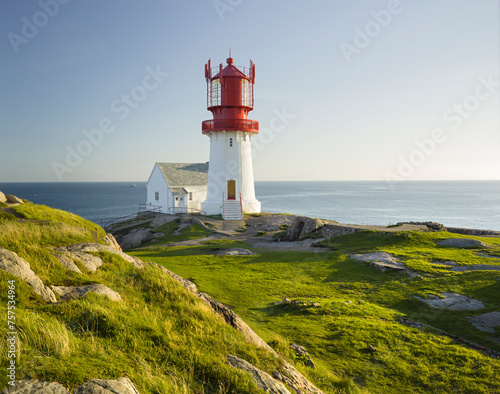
left=0, top=0, right=498, bottom=182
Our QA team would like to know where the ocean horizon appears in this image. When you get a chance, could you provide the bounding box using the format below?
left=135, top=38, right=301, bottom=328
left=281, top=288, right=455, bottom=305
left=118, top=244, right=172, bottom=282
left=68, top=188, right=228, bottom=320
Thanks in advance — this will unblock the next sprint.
left=1, top=180, right=499, bottom=231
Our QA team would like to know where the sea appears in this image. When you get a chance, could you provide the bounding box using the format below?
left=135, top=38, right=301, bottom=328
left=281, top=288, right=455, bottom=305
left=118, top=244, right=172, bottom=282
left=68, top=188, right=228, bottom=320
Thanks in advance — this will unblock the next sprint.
left=0, top=181, right=499, bottom=231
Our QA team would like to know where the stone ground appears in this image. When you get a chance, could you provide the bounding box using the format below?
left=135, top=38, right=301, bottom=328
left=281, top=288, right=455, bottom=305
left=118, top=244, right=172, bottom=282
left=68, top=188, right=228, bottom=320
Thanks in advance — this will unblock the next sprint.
left=136, top=213, right=429, bottom=253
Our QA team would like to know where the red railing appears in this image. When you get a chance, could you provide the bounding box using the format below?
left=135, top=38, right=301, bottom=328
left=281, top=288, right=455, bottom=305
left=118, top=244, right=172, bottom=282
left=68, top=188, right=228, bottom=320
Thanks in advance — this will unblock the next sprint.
left=202, top=118, right=259, bottom=133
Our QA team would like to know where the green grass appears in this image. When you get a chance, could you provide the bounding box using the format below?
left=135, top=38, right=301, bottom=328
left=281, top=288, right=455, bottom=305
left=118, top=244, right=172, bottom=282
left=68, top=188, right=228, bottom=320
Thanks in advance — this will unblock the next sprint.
left=0, top=204, right=288, bottom=393
left=130, top=230, right=500, bottom=393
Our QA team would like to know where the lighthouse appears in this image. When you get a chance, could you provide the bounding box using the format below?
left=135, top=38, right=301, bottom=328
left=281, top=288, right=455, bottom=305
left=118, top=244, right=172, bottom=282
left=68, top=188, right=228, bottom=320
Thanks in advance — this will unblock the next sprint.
left=201, top=56, right=261, bottom=219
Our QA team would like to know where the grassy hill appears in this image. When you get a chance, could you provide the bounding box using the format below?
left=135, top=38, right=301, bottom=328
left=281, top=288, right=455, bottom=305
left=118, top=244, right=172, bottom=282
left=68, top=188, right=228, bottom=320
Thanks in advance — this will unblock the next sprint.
left=0, top=203, right=312, bottom=393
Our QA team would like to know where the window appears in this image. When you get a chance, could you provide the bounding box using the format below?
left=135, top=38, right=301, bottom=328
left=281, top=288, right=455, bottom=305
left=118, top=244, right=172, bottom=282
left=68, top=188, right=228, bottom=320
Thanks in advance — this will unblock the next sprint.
left=189, top=192, right=193, bottom=201
left=155, top=192, right=159, bottom=201
left=229, top=137, right=233, bottom=147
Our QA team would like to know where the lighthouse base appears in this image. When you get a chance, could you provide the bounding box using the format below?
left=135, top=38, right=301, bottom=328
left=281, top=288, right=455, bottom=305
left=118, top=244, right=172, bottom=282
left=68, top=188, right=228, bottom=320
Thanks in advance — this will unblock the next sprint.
left=202, top=198, right=261, bottom=217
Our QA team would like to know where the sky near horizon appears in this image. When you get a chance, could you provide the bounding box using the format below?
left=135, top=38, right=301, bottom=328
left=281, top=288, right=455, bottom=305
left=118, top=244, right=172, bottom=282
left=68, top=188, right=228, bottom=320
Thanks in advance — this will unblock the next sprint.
left=0, top=0, right=499, bottom=182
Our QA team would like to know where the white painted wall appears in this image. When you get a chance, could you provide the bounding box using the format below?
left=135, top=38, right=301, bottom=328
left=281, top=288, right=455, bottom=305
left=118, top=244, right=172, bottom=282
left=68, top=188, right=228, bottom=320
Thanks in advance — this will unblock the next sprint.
left=202, top=130, right=261, bottom=215
left=146, top=164, right=170, bottom=212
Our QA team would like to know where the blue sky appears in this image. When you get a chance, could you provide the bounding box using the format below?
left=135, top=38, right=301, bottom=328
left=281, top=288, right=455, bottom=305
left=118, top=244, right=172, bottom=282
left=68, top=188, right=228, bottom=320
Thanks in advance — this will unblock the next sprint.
left=0, top=0, right=498, bottom=182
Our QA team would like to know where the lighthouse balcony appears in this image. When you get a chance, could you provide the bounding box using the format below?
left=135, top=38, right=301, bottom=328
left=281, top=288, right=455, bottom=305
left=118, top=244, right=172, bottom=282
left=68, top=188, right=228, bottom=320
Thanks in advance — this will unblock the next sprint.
left=202, top=119, right=259, bottom=134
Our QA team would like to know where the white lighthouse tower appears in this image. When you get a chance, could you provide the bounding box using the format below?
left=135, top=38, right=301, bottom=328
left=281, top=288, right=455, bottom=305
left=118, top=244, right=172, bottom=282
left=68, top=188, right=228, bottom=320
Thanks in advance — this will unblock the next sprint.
left=201, top=56, right=261, bottom=219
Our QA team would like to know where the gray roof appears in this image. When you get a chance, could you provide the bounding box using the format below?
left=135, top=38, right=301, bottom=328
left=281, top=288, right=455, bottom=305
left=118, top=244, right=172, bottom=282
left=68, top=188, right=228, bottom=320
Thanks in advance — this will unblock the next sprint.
left=170, top=188, right=188, bottom=194
left=157, top=163, right=208, bottom=187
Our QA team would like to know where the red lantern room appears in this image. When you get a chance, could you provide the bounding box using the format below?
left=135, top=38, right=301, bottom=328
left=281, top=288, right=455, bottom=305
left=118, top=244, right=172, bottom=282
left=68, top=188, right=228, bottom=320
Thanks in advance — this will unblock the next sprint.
left=202, top=56, right=259, bottom=134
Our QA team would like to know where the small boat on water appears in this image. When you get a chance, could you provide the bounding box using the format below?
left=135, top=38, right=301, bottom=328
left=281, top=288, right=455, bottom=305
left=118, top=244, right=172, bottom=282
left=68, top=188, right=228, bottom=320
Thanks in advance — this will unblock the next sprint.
left=122, top=184, right=137, bottom=187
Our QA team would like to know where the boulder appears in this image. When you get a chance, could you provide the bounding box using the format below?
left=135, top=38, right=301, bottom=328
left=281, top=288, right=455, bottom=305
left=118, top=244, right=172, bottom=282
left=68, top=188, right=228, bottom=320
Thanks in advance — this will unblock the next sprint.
left=450, top=264, right=500, bottom=272
left=1, top=379, right=69, bottom=393
left=415, top=293, right=484, bottom=311
left=437, top=238, right=490, bottom=248
left=0, top=191, right=6, bottom=203
left=290, top=343, right=315, bottom=368
left=226, top=355, right=290, bottom=394
left=468, top=312, right=500, bottom=333
left=274, top=362, right=325, bottom=394
left=56, top=243, right=144, bottom=269
left=150, top=215, right=178, bottom=228
left=217, top=248, right=255, bottom=256
left=101, top=233, right=122, bottom=251
left=0, top=248, right=57, bottom=303
left=57, top=251, right=103, bottom=273
left=0, top=378, right=139, bottom=394
left=52, top=284, right=122, bottom=302
left=49, top=251, right=82, bottom=273
left=117, top=228, right=153, bottom=249
left=285, top=217, right=329, bottom=241
left=5, top=195, right=23, bottom=204
left=73, top=377, right=140, bottom=394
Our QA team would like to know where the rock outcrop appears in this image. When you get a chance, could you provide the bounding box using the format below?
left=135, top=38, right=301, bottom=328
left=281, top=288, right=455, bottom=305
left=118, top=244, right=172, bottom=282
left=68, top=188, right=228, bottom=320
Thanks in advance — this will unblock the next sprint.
left=55, top=243, right=144, bottom=269
left=450, top=265, right=500, bottom=272
left=285, top=217, right=329, bottom=241
left=101, top=233, right=122, bottom=252
left=73, top=377, right=140, bottom=394
left=0, top=247, right=57, bottom=303
left=415, top=293, right=485, bottom=311
left=0, top=191, right=6, bottom=203
left=150, top=214, right=178, bottom=228
left=1, top=379, right=70, bottom=393
left=52, top=284, right=122, bottom=302
left=5, top=194, right=23, bottom=204
left=437, top=238, right=490, bottom=248
left=290, top=343, right=315, bottom=369
left=49, top=251, right=82, bottom=273
left=226, top=355, right=290, bottom=394
left=350, top=252, right=417, bottom=276
left=217, top=248, right=255, bottom=256
left=1, top=377, right=139, bottom=394
left=116, top=228, right=153, bottom=249
left=468, top=312, right=500, bottom=333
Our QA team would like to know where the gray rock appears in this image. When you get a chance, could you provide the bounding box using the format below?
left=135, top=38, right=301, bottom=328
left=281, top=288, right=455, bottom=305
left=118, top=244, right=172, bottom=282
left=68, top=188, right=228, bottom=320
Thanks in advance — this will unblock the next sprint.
left=5, top=195, right=23, bottom=204
left=49, top=251, right=82, bottom=273
left=1, top=379, right=69, bottom=393
left=217, top=248, right=255, bottom=256
left=350, top=252, right=417, bottom=276
left=65, top=251, right=104, bottom=273
left=101, top=233, right=122, bottom=252
left=117, top=228, right=153, bottom=249
left=0, top=248, right=57, bottom=303
left=432, top=260, right=457, bottom=267
left=56, top=243, right=144, bottom=269
left=415, top=293, right=485, bottom=311
left=274, top=362, right=325, bottom=394
left=437, top=238, right=490, bottom=248
left=450, top=265, right=500, bottom=272
left=52, top=284, right=122, bottom=302
left=290, top=343, right=315, bottom=368
left=226, top=355, right=290, bottom=394
left=0, top=191, right=6, bottom=203
left=73, top=377, right=140, bottom=394
left=150, top=215, right=178, bottom=228
left=151, top=232, right=165, bottom=239
left=285, top=217, right=329, bottom=241
left=468, top=312, right=500, bottom=333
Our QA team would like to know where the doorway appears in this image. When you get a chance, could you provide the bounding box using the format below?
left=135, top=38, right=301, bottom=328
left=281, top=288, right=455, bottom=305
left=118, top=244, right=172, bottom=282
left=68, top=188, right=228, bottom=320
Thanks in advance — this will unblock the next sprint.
left=227, top=180, right=236, bottom=200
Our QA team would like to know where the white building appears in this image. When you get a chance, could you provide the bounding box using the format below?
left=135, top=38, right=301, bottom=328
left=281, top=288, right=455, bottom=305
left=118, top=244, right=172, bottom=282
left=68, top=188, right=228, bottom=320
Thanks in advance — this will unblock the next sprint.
left=146, top=162, right=208, bottom=214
